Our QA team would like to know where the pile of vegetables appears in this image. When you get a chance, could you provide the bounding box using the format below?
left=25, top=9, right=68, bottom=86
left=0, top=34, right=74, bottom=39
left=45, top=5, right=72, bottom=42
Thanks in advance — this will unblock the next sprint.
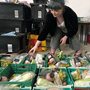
left=43, top=51, right=70, bottom=68
left=25, top=54, right=45, bottom=67
left=10, top=71, right=35, bottom=82
left=0, top=71, right=35, bottom=82
left=0, top=56, right=12, bottom=68
left=71, top=69, right=90, bottom=87
left=69, top=54, right=90, bottom=67
left=36, top=68, right=67, bottom=86
left=13, top=53, right=28, bottom=64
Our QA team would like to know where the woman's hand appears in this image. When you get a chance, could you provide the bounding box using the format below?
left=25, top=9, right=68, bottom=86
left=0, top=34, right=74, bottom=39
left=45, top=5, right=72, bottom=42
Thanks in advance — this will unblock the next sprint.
left=28, top=40, right=41, bottom=55
left=28, top=45, right=38, bottom=55
left=60, top=35, right=68, bottom=45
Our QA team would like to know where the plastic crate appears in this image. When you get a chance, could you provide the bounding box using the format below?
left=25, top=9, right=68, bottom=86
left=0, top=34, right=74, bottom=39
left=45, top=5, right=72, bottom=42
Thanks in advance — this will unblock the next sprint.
left=33, top=87, right=73, bottom=90
left=0, top=19, right=31, bottom=34
left=0, top=2, right=31, bottom=20
left=0, top=67, right=4, bottom=73
left=0, top=33, right=27, bottom=53
left=30, top=3, right=47, bottom=21
left=20, top=87, right=32, bottom=90
left=0, top=55, right=12, bottom=73
left=31, top=21, right=44, bottom=34
left=68, top=67, right=90, bottom=89
left=33, top=67, right=73, bottom=90
left=0, top=64, right=37, bottom=88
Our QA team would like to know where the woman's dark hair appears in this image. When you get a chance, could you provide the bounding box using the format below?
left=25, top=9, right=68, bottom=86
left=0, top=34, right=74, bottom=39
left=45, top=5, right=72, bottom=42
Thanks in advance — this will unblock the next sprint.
left=46, top=0, right=65, bottom=10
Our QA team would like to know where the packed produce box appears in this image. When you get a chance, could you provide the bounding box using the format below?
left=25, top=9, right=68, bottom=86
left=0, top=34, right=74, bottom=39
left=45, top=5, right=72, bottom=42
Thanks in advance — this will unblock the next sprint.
left=43, top=51, right=71, bottom=68
left=0, top=54, right=13, bottom=68
left=68, top=54, right=90, bottom=67
left=0, top=53, right=29, bottom=67
left=68, top=67, right=90, bottom=90
left=0, top=64, right=37, bottom=89
left=33, top=67, right=73, bottom=90
left=0, top=54, right=13, bottom=74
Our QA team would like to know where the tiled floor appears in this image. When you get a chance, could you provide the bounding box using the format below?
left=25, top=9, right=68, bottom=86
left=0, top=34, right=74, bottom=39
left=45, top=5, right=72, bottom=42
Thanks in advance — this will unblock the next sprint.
left=60, top=43, right=90, bottom=55
left=45, top=40, right=90, bottom=55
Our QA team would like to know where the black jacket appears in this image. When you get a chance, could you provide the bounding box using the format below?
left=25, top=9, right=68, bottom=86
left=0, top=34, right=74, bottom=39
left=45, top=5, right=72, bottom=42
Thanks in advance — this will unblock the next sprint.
left=38, top=6, right=78, bottom=41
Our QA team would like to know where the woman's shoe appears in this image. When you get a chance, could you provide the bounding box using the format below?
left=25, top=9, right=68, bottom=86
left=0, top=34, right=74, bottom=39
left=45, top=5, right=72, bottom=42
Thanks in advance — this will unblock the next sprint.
left=74, top=50, right=82, bottom=58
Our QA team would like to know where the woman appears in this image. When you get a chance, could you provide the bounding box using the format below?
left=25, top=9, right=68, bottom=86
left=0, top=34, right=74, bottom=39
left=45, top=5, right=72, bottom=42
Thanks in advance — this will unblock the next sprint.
left=29, top=0, right=81, bottom=56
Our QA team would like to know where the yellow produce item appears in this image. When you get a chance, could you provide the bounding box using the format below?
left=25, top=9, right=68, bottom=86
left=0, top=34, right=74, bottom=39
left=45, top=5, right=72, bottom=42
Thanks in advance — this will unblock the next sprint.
left=1, top=58, right=12, bottom=67
left=71, top=69, right=82, bottom=81
left=59, top=70, right=66, bottom=81
left=49, top=64, right=56, bottom=68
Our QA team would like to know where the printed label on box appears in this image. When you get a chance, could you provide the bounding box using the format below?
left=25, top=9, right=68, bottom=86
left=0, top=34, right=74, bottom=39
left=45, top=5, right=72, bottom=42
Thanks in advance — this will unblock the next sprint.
left=14, top=10, right=19, bottom=18
left=15, top=27, right=19, bottom=33
left=7, top=44, right=13, bottom=52
left=38, top=11, right=42, bottom=18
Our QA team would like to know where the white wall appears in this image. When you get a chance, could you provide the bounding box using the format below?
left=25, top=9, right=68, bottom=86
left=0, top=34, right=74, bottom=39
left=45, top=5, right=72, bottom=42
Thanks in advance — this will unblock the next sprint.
left=20, top=0, right=90, bottom=17
left=1, top=0, right=90, bottom=17
left=65, top=0, right=90, bottom=17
